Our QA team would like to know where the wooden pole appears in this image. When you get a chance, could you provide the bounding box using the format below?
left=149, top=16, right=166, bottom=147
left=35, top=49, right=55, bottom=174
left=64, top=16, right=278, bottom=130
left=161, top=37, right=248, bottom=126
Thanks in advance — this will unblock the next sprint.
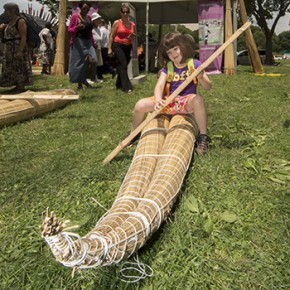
left=238, top=0, right=264, bottom=74
left=103, top=22, right=251, bottom=164
left=224, top=0, right=236, bottom=75
left=52, top=0, right=67, bottom=76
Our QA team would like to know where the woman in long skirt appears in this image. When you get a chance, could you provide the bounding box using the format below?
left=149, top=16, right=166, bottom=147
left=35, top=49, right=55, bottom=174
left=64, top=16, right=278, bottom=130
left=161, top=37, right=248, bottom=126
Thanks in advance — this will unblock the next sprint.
left=68, top=2, right=97, bottom=90
left=0, top=3, right=33, bottom=93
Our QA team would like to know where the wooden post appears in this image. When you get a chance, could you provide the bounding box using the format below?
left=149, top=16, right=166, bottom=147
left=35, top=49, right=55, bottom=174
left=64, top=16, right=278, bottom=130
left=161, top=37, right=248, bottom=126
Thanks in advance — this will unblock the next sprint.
left=102, top=22, right=251, bottom=164
left=52, top=0, right=67, bottom=75
left=239, top=0, right=264, bottom=74
left=224, top=0, right=236, bottom=75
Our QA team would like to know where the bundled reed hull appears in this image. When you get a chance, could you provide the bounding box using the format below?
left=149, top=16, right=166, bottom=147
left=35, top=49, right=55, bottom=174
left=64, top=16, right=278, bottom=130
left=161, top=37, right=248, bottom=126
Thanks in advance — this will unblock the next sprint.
left=42, top=114, right=199, bottom=269
left=0, top=89, right=78, bottom=127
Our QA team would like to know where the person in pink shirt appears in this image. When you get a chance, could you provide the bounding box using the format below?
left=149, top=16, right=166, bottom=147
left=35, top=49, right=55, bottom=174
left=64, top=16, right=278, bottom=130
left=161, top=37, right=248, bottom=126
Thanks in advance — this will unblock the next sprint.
left=108, top=3, right=136, bottom=94
left=68, top=2, right=97, bottom=90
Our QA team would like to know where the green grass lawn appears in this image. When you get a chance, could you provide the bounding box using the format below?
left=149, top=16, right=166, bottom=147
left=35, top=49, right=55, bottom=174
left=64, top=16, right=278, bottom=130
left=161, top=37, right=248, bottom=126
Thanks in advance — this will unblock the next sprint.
left=0, top=62, right=289, bottom=290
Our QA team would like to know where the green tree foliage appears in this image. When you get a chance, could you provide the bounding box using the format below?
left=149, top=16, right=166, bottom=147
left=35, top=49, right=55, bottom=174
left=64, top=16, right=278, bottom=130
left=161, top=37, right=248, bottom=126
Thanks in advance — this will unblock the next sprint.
left=278, top=30, right=290, bottom=52
left=244, top=0, right=290, bottom=64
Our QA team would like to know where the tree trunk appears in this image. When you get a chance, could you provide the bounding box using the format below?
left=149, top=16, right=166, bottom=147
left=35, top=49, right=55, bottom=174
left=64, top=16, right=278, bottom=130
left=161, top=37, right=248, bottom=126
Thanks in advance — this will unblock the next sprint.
left=52, top=0, right=67, bottom=76
left=239, top=0, right=264, bottom=74
left=265, top=32, right=274, bottom=65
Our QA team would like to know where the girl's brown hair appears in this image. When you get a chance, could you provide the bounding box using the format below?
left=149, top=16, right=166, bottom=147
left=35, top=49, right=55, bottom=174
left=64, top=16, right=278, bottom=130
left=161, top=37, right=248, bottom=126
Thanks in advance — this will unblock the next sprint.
left=158, top=32, right=194, bottom=67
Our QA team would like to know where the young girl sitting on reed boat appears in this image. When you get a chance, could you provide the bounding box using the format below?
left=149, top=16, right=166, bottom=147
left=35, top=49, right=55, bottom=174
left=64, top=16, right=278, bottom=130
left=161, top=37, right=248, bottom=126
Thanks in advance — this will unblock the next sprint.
left=130, top=32, right=212, bottom=154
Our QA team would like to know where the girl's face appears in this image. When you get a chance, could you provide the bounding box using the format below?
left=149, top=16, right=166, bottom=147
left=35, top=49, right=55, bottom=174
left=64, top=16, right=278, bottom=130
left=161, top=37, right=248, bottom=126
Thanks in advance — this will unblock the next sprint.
left=166, top=46, right=183, bottom=65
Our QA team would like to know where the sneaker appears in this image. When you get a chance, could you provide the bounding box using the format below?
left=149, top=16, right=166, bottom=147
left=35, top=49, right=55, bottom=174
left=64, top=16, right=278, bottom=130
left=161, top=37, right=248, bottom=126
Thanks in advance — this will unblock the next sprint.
left=125, top=89, right=133, bottom=94
left=195, top=134, right=210, bottom=155
left=83, top=81, right=93, bottom=88
left=85, top=79, right=94, bottom=86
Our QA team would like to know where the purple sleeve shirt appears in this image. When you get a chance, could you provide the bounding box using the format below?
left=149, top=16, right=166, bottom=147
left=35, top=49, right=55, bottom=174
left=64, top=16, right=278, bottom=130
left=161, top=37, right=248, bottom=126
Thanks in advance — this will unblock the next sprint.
left=161, top=59, right=202, bottom=96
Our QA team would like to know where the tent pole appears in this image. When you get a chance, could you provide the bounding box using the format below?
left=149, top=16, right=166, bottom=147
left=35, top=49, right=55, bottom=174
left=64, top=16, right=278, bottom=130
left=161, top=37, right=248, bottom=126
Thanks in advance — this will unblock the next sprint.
left=145, top=1, right=149, bottom=73
left=232, top=0, right=238, bottom=67
left=224, top=0, right=235, bottom=74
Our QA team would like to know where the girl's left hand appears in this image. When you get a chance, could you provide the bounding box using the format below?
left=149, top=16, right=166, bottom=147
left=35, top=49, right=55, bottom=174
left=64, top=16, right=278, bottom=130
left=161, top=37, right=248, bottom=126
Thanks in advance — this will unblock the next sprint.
left=197, top=70, right=205, bottom=81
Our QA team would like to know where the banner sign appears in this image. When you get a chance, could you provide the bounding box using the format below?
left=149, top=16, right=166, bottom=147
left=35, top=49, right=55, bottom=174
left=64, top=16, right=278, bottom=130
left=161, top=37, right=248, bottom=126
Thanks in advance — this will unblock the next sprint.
left=198, top=0, right=224, bottom=74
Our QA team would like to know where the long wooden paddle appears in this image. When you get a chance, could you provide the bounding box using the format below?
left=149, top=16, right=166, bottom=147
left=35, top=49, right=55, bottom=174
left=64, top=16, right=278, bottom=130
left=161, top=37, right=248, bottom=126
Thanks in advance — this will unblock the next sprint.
left=103, top=21, right=251, bottom=164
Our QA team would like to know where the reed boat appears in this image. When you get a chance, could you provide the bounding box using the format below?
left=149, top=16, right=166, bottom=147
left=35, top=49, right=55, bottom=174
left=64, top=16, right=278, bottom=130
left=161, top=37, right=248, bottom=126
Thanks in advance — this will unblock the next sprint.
left=41, top=114, right=198, bottom=271
left=40, top=23, right=250, bottom=276
left=0, top=89, right=79, bottom=127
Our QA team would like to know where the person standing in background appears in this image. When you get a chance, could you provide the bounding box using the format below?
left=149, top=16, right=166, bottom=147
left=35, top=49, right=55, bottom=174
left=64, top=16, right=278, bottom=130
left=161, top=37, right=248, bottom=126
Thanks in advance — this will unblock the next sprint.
left=68, top=1, right=97, bottom=90
left=148, top=33, right=158, bottom=72
left=108, top=3, right=135, bottom=94
left=99, top=18, right=116, bottom=78
left=91, top=12, right=104, bottom=82
left=0, top=3, right=33, bottom=93
left=39, top=22, right=55, bottom=75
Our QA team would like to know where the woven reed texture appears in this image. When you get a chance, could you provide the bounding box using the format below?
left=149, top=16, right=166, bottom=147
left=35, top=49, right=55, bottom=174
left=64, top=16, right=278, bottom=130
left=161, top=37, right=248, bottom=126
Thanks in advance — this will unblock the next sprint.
left=0, top=89, right=76, bottom=127
left=42, top=114, right=199, bottom=269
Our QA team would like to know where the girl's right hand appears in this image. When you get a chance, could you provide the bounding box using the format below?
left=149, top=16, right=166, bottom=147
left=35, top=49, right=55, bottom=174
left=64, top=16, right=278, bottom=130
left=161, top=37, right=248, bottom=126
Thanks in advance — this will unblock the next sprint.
left=154, top=99, right=166, bottom=111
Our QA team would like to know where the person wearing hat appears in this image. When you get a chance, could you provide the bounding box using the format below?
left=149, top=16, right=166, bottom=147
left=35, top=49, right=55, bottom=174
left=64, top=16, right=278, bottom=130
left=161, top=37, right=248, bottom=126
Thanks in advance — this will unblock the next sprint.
left=91, top=12, right=104, bottom=82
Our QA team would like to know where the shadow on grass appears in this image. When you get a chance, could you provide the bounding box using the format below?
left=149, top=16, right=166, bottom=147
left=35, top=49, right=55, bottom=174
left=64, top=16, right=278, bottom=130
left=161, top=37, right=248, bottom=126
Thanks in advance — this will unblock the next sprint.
left=283, top=119, right=290, bottom=128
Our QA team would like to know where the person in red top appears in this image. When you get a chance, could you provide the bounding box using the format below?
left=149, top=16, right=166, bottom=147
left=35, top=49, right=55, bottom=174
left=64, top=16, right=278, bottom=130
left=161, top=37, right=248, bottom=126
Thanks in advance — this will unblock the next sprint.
left=108, top=3, right=136, bottom=94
